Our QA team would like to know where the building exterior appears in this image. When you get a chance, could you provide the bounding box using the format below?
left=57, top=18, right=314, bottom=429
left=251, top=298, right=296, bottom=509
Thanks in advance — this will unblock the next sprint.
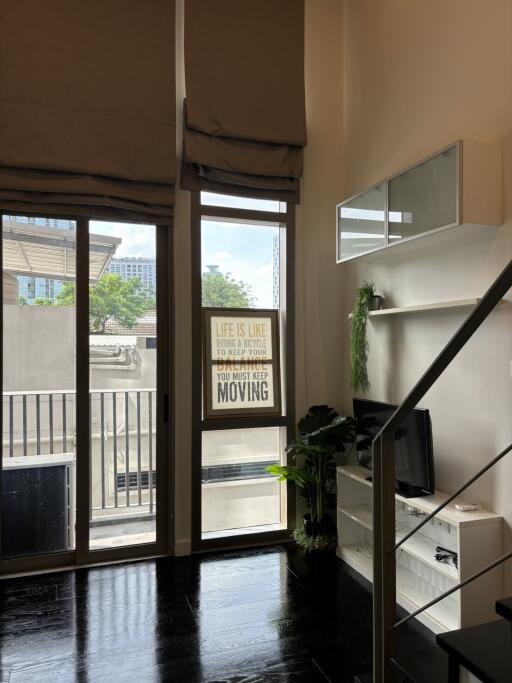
left=106, top=257, right=156, bottom=295
left=17, top=276, right=63, bottom=302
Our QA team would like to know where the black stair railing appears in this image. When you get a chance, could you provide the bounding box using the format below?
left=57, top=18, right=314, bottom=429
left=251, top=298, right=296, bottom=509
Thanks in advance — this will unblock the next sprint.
left=371, top=259, right=512, bottom=683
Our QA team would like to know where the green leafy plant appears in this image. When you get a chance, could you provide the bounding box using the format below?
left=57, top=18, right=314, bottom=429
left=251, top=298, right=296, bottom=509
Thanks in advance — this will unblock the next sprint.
left=56, top=275, right=154, bottom=334
left=267, top=405, right=355, bottom=551
left=202, top=266, right=255, bottom=307
left=350, top=281, right=375, bottom=393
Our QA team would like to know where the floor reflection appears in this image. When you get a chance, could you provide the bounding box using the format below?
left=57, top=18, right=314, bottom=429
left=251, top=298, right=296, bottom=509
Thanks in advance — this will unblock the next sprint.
left=0, top=545, right=444, bottom=682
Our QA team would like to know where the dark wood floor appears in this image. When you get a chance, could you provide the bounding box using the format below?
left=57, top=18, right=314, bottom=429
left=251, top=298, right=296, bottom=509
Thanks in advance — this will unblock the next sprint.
left=0, top=545, right=448, bottom=682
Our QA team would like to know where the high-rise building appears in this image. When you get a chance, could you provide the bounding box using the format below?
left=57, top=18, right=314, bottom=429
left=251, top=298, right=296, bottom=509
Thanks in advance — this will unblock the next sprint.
left=6, top=216, right=74, bottom=303
left=106, top=257, right=156, bottom=295
left=17, top=277, right=63, bottom=302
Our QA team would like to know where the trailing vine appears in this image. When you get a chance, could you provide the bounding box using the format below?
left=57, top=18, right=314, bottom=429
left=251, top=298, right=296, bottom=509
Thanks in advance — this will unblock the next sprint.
left=350, top=281, right=375, bottom=393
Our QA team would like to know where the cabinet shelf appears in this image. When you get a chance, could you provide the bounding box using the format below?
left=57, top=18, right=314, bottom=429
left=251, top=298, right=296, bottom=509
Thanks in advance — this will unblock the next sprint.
left=339, top=504, right=373, bottom=530
left=336, top=465, right=503, bottom=633
left=337, top=139, right=501, bottom=263
left=339, top=502, right=458, bottom=579
left=338, top=542, right=459, bottom=633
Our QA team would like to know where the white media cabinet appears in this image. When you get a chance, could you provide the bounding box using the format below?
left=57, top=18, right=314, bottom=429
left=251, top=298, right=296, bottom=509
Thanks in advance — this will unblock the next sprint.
left=336, top=465, right=504, bottom=634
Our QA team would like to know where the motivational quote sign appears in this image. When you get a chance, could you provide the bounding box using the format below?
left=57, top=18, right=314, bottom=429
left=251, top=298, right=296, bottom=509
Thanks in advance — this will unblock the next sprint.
left=204, top=309, right=281, bottom=418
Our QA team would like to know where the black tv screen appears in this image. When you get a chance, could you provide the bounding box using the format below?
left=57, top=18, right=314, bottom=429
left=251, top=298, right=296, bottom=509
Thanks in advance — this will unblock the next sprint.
left=353, top=398, right=435, bottom=497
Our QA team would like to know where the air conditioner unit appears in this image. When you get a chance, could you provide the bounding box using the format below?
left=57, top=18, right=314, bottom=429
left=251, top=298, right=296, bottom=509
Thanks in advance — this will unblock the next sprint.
left=2, top=454, right=75, bottom=559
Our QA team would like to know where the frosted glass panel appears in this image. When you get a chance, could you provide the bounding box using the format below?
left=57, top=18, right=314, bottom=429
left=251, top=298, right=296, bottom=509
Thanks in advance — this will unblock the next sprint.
left=388, top=145, right=457, bottom=243
left=338, top=183, right=386, bottom=260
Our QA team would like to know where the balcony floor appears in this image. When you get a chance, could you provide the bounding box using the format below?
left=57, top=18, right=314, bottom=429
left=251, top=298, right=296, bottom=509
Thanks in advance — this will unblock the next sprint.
left=89, top=516, right=156, bottom=550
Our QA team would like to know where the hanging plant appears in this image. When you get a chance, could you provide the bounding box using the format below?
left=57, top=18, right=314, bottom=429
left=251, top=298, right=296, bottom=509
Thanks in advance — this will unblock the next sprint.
left=350, top=281, right=375, bottom=393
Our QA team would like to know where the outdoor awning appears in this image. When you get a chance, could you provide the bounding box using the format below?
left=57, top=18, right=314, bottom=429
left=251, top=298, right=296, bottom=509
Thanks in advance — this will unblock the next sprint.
left=2, top=218, right=121, bottom=282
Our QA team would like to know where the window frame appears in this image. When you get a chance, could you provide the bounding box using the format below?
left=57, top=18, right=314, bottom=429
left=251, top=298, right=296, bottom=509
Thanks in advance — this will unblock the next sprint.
left=190, top=192, right=296, bottom=551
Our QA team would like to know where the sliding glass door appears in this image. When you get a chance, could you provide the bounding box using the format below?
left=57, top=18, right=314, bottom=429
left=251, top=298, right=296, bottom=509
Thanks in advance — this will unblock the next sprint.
left=2, top=216, right=77, bottom=560
left=88, top=221, right=158, bottom=550
left=0, top=214, right=170, bottom=571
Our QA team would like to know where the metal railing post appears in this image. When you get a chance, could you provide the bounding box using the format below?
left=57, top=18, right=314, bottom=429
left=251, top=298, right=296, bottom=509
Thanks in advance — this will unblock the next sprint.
left=373, top=431, right=396, bottom=682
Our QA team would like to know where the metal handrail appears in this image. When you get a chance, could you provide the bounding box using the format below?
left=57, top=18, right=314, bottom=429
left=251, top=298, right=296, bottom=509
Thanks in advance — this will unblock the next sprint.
left=372, top=258, right=512, bottom=682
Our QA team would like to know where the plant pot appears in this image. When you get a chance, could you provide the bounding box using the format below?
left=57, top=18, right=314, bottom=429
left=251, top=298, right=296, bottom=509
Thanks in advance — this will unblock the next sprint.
left=368, top=294, right=384, bottom=311
left=303, top=513, right=336, bottom=538
left=303, top=513, right=322, bottom=537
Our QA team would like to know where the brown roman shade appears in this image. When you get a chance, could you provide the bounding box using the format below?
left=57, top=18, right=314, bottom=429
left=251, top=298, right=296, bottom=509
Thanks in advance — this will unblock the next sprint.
left=0, top=1, right=176, bottom=224
left=182, top=0, right=306, bottom=203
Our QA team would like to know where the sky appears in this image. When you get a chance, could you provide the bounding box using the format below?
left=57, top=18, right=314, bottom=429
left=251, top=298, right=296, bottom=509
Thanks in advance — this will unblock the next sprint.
left=90, top=191, right=281, bottom=308
left=201, top=219, right=278, bottom=308
left=90, top=220, right=156, bottom=260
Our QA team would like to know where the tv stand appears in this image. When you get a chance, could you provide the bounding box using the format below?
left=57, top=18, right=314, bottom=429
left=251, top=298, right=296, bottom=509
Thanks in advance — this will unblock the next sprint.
left=337, top=465, right=504, bottom=634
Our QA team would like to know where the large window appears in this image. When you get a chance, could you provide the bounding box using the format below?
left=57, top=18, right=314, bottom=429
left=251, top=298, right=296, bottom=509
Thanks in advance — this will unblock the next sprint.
left=193, top=192, right=294, bottom=547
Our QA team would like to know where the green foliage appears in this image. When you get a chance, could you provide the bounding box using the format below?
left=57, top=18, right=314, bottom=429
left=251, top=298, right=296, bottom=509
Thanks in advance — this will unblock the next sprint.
left=18, top=296, right=27, bottom=305
left=56, top=275, right=154, bottom=334
left=267, top=405, right=355, bottom=533
left=350, top=281, right=375, bottom=393
left=55, top=282, right=75, bottom=306
left=202, top=270, right=255, bottom=308
left=33, top=298, right=54, bottom=306
left=292, top=527, right=336, bottom=553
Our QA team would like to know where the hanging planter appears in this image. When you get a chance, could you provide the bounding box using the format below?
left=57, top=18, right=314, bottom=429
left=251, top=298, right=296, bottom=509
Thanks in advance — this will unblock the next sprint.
left=350, top=281, right=381, bottom=393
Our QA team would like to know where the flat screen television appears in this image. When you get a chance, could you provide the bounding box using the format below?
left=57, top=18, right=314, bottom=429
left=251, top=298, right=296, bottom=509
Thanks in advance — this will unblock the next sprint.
left=353, top=398, right=435, bottom=497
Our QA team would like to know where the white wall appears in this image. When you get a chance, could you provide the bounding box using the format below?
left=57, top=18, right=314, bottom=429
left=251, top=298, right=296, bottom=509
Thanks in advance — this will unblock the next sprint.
left=295, top=0, right=345, bottom=415
left=341, top=0, right=512, bottom=589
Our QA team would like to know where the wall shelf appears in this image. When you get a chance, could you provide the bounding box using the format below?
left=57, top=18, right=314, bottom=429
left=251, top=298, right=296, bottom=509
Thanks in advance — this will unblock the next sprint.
left=348, top=298, right=509, bottom=320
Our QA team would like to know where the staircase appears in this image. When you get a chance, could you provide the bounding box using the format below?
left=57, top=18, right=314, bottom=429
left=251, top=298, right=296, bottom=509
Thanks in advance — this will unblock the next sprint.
left=436, top=598, right=512, bottom=683
left=364, top=258, right=512, bottom=683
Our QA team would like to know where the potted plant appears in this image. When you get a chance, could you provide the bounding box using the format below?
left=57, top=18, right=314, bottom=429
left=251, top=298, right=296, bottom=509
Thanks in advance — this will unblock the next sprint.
left=351, top=281, right=383, bottom=393
left=267, top=405, right=355, bottom=552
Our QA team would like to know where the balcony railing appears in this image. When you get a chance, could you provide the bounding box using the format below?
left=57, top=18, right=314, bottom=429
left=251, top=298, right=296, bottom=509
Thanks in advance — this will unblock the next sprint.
left=2, top=389, right=156, bottom=516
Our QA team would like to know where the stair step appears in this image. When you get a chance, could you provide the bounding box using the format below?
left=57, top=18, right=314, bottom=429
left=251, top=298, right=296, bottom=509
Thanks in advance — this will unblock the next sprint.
left=496, top=597, right=512, bottom=622
left=392, top=647, right=450, bottom=683
left=437, top=619, right=512, bottom=683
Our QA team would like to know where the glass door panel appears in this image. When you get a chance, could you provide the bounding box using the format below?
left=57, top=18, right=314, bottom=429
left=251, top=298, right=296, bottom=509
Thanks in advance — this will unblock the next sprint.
left=337, top=183, right=387, bottom=260
left=88, top=221, right=157, bottom=550
left=388, top=144, right=457, bottom=243
left=2, top=215, right=77, bottom=559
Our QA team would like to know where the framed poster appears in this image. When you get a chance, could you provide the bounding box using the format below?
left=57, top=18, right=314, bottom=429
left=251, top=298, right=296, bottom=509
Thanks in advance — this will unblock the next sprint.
left=203, top=308, right=282, bottom=419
